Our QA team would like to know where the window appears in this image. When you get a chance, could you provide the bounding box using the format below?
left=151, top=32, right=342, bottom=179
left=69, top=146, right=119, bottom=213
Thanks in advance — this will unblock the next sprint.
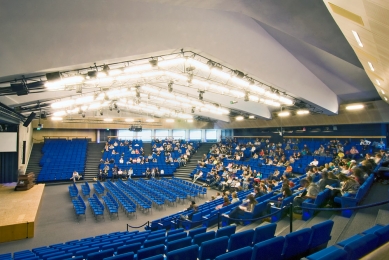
left=138, top=129, right=152, bottom=141
left=117, top=130, right=134, bottom=140
left=173, top=130, right=186, bottom=140
left=189, top=130, right=202, bottom=140
left=155, top=129, right=169, bottom=139
left=205, top=129, right=217, bottom=141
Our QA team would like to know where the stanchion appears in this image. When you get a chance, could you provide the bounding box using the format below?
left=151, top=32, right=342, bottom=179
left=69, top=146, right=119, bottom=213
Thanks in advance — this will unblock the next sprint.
left=289, top=203, right=293, bottom=233
left=217, top=212, right=220, bottom=230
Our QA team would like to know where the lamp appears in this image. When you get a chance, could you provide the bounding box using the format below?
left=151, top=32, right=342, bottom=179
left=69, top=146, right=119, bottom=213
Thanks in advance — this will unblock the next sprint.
left=198, top=91, right=204, bottom=100
left=168, top=82, right=173, bottom=93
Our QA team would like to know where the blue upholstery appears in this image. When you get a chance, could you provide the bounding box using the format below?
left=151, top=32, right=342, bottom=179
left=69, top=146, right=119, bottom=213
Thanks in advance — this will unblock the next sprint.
left=136, top=244, right=165, bottom=259
left=168, top=228, right=185, bottom=235
left=306, top=246, right=348, bottom=260
left=74, top=247, right=99, bottom=259
left=215, top=246, right=252, bottom=260
left=166, top=237, right=192, bottom=252
left=188, top=227, right=207, bottom=239
left=228, top=229, right=255, bottom=251
left=198, top=236, right=229, bottom=260
left=302, top=189, right=331, bottom=220
left=166, top=245, right=199, bottom=260
left=309, top=220, right=334, bottom=252
left=46, top=253, right=73, bottom=260
left=87, top=248, right=114, bottom=260
left=343, top=234, right=379, bottom=259
left=252, top=236, right=285, bottom=260
left=282, top=228, right=311, bottom=259
left=375, top=224, right=389, bottom=246
left=104, top=252, right=134, bottom=260
left=166, top=232, right=187, bottom=242
left=252, top=223, right=276, bottom=244
left=117, top=242, right=142, bottom=255
left=143, top=255, right=165, bottom=260
left=143, top=237, right=166, bottom=248
left=216, top=225, right=236, bottom=238
left=101, top=242, right=123, bottom=252
left=192, top=231, right=215, bottom=246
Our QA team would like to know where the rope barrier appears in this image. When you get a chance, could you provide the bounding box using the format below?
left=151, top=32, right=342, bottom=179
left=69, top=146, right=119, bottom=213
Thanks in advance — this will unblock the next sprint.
left=297, top=199, right=389, bottom=212
left=220, top=207, right=285, bottom=222
left=126, top=221, right=149, bottom=231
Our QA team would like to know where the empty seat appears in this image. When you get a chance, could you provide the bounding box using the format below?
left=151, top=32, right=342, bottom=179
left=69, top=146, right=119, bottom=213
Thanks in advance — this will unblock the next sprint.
left=252, top=223, right=276, bottom=244
left=252, top=236, right=285, bottom=260
left=216, top=225, right=236, bottom=238
left=282, top=228, right=312, bottom=259
left=166, top=237, right=192, bottom=253
left=87, top=248, right=114, bottom=260
left=198, top=236, right=229, bottom=260
left=167, top=232, right=187, bottom=242
left=104, top=252, right=134, bottom=260
left=309, top=220, right=334, bottom=253
left=343, top=234, right=379, bottom=259
left=306, top=246, right=348, bottom=260
left=215, top=246, right=252, bottom=260
left=142, top=255, right=165, bottom=260
left=166, top=245, right=199, bottom=260
left=136, top=244, right=165, bottom=260
left=192, top=231, right=215, bottom=246
left=228, top=230, right=255, bottom=251
left=117, top=242, right=142, bottom=255
left=188, top=227, right=207, bottom=239
left=143, top=237, right=166, bottom=248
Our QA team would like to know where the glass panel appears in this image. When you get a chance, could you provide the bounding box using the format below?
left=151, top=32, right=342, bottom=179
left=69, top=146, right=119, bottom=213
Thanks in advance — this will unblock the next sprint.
left=173, top=129, right=186, bottom=140
left=117, top=130, right=134, bottom=140
left=190, top=129, right=202, bottom=140
left=155, top=129, right=169, bottom=139
left=138, top=129, right=152, bottom=141
left=205, top=129, right=217, bottom=140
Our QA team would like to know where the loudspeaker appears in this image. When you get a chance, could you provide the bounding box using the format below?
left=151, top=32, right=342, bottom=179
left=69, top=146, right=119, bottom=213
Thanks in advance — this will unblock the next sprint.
left=22, top=141, right=26, bottom=164
left=11, top=83, right=29, bottom=96
left=23, top=112, right=36, bottom=127
left=46, top=72, right=61, bottom=81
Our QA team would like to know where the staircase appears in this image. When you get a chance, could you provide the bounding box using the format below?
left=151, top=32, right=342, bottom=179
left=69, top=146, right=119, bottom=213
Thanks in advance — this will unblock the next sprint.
left=174, top=142, right=215, bottom=181
left=143, top=142, right=152, bottom=157
left=83, top=143, right=106, bottom=181
left=26, top=143, right=44, bottom=180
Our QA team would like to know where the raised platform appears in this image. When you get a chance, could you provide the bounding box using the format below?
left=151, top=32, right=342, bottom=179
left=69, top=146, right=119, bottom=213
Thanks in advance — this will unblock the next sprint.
left=0, top=183, right=45, bottom=243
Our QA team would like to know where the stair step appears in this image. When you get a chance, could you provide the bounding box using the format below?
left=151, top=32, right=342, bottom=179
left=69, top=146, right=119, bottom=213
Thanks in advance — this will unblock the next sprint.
left=328, top=215, right=351, bottom=246
left=375, top=209, right=389, bottom=226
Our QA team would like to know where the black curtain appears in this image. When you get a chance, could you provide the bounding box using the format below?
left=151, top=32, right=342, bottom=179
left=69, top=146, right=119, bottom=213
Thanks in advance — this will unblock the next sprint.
left=0, top=152, right=18, bottom=183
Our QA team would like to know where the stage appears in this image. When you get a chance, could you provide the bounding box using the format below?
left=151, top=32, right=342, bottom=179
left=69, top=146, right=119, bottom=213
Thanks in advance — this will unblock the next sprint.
left=0, top=183, right=45, bottom=243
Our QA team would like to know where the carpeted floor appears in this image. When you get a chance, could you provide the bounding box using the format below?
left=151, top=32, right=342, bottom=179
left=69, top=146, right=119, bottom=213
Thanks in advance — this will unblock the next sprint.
left=0, top=181, right=212, bottom=254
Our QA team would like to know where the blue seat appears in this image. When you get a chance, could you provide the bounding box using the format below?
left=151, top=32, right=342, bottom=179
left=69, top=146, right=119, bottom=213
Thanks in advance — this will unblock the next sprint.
left=101, top=242, right=123, bottom=252
left=252, top=223, right=276, bottom=244
left=166, top=244, right=199, bottom=260
left=137, top=244, right=165, bottom=259
left=104, top=252, right=134, bottom=260
left=166, top=232, right=187, bottom=242
left=198, top=236, right=229, bottom=260
left=282, top=228, right=311, bottom=259
left=168, top=228, right=184, bottom=235
left=306, top=246, right=347, bottom=260
left=228, top=230, right=255, bottom=251
left=166, top=237, right=192, bottom=252
left=74, top=246, right=99, bottom=259
left=216, top=225, right=236, bottom=238
left=117, top=242, right=142, bottom=255
left=188, top=227, right=207, bottom=239
left=308, top=220, right=334, bottom=253
left=142, top=255, right=165, bottom=260
left=375, top=224, right=389, bottom=246
left=343, top=234, right=379, bottom=259
left=252, top=236, right=285, bottom=260
left=215, top=246, right=252, bottom=260
left=87, top=248, right=114, bottom=260
left=46, top=253, right=73, bottom=260
left=192, top=231, right=215, bottom=246
left=143, top=237, right=166, bottom=248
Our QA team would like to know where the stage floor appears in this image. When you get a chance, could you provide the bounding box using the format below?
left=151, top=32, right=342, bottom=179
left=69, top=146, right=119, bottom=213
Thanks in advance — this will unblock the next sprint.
left=0, top=183, right=45, bottom=243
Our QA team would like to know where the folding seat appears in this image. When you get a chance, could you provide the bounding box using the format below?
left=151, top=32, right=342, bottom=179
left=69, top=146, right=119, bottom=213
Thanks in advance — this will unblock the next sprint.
left=252, top=236, right=285, bottom=260
left=166, top=237, right=192, bottom=253
left=166, top=232, right=187, bottom=242
left=117, top=242, right=142, bottom=255
left=343, top=234, right=378, bottom=259
left=188, top=227, right=207, bottom=239
left=136, top=244, right=165, bottom=260
left=101, top=242, right=123, bottom=252
left=375, top=224, right=389, bottom=246
left=198, top=236, right=229, bottom=260
left=192, top=231, right=216, bottom=246
left=74, top=247, right=99, bottom=259
left=87, top=248, right=114, bottom=260
left=252, top=223, right=276, bottom=244
left=104, top=252, right=134, bottom=260
left=142, top=255, right=165, bottom=260
left=306, top=246, right=348, bottom=260
left=167, top=228, right=184, bottom=235
left=308, top=220, right=334, bottom=253
left=228, top=230, right=255, bottom=251
left=166, top=244, right=199, bottom=260
left=216, top=225, right=236, bottom=238
left=215, top=246, right=252, bottom=260
left=282, top=228, right=311, bottom=259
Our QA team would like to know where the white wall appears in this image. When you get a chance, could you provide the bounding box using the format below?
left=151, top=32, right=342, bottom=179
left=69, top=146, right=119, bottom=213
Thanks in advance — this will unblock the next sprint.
left=18, top=123, right=33, bottom=173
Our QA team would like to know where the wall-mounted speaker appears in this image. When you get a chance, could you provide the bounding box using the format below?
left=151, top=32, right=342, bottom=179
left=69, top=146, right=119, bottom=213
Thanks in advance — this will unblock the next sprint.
left=23, top=112, right=36, bottom=127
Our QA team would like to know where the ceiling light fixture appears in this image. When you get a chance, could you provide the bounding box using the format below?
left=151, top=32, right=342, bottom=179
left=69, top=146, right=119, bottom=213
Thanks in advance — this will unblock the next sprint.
left=168, top=82, right=173, bottom=92
left=198, top=91, right=204, bottom=101
left=146, top=119, right=155, bottom=122
left=346, top=104, right=364, bottom=110
left=104, top=118, right=113, bottom=122
left=381, top=89, right=385, bottom=94
left=296, top=110, right=309, bottom=115
left=352, top=30, right=363, bottom=47
left=236, top=116, right=244, bottom=121
left=166, top=119, right=174, bottom=123
left=125, top=118, right=134, bottom=122
left=187, top=119, right=193, bottom=123
left=384, top=97, right=388, bottom=101
left=278, top=111, right=290, bottom=117
left=368, top=62, right=375, bottom=71
left=249, top=115, right=255, bottom=119
left=376, top=79, right=381, bottom=86
left=51, top=117, right=62, bottom=121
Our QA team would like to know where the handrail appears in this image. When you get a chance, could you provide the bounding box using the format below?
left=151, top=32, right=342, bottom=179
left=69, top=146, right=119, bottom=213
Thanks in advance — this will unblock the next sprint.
left=297, top=199, right=389, bottom=212
left=43, top=136, right=90, bottom=140
left=126, top=221, right=150, bottom=231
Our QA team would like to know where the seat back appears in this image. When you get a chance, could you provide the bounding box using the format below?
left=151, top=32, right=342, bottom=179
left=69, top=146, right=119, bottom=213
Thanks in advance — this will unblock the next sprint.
left=137, top=244, right=165, bottom=259
left=253, top=223, right=276, bottom=244
left=117, top=242, right=142, bottom=255
left=309, top=220, right=334, bottom=251
left=252, top=236, right=285, bottom=260
left=216, top=225, right=236, bottom=238
left=282, top=228, right=311, bottom=259
left=167, top=232, right=187, bottom=242
left=188, top=227, right=207, bottom=239
left=143, top=237, right=166, bottom=248
left=228, top=230, right=255, bottom=251
left=166, top=237, right=192, bottom=252
left=343, top=234, right=379, bottom=260
left=199, top=236, right=229, bottom=260
left=166, top=244, right=199, bottom=260
left=168, top=228, right=184, bottom=236
left=215, top=246, right=252, bottom=260
left=87, top=248, right=114, bottom=260
left=375, top=225, right=389, bottom=246
left=193, top=231, right=215, bottom=246
left=104, top=252, right=134, bottom=260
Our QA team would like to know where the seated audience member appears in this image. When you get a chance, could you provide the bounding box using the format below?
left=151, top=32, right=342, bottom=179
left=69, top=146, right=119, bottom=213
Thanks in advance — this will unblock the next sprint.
left=268, top=169, right=281, bottom=181
left=193, top=170, right=203, bottom=183
left=352, top=167, right=367, bottom=185
left=225, top=194, right=257, bottom=224
left=318, top=171, right=339, bottom=191
left=180, top=201, right=199, bottom=221
left=253, top=186, right=264, bottom=198
left=293, top=178, right=319, bottom=214
left=326, top=174, right=360, bottom=206
left=283, top=166, right=293, bottom=178
left=117, top=168, right=123, bottom=179
left=128, top=167, right=134, bottom=179
left=349, top=146, right=359, bottom=159
left=309, top=158, right=319, bottom=167
left=231, top=192, right=240, bottom=204
left=70, top=170, right=82, bottom=182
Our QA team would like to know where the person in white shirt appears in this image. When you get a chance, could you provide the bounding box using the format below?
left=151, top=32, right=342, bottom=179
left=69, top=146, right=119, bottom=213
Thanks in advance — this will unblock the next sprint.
left=193, top=170, right=203, bottom=183
left=309, top=158, right=319, bottom=166
left=70, top=171, right=81, bottom=182
left=128, top=168, right=133, bottom=179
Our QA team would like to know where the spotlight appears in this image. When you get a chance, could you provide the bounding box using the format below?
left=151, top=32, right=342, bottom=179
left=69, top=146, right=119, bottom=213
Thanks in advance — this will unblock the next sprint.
left=87, top=71, right=97, bottom=79
left=40, top=111, right=47, bottom=119
left=109, top=105, right=113, bottom=111
left=244, top=91, right=249, bottom=102
left=82, top=113, right=85, bottom=118
left=168, top=82, right=173, bottom=92
left=233, top=70, right=245, bottom=78
left=100, top=110, right=103, bottom=116
left=136, top=86, right=141, bottom=98
left=37, top=123, right=43, bottom=130
left=149, top=59, right=158, bottom=67
left=117, top=109, right=120, bottom=113
left=191, top=107, right=195, bottom=113
left=113, top=103, right=118, bottom=109
left=198, top=91, right=204, bottom=101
